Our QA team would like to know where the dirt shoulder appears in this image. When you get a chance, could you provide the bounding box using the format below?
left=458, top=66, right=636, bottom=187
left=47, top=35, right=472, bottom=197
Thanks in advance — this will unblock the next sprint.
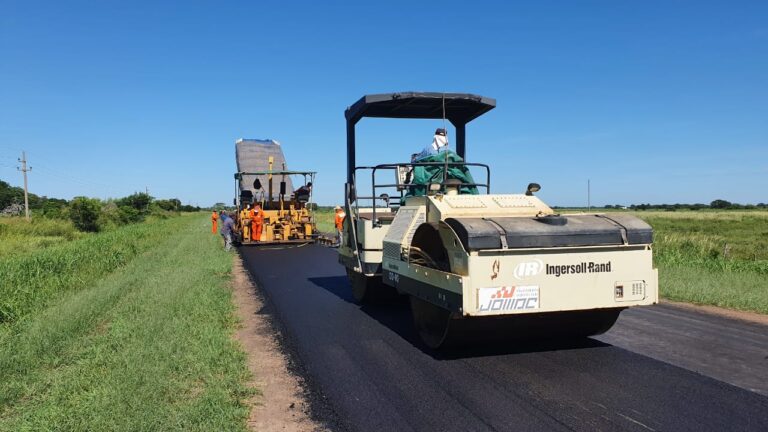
left=662, top=299, right=768, bottom=326
left=231, top=255, right=324, bottom=432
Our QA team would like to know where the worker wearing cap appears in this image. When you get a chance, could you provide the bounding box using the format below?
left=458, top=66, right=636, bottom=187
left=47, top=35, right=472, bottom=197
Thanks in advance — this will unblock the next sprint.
left=211, top=210, right=218, bottom=234
left=413, top=128, right=449, bottom=161
left=249, top=202, right=265, bottom=242
left=219, top=211, right=236, bottom=251
left=240, top=204, right=251, bottom=241
left=334, top=206, right=346, bottom=247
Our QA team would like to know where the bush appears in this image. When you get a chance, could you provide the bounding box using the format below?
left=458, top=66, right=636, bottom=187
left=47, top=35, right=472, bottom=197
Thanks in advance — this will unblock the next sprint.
left=40, top=198, right=68, bottom=218
left=117, top=193, right=152, bottom=212
left=69, top=197, right=102, bottom=232
left=155, top=199, right=181, bottom=212
left=118, top=205, right=143, bottom=224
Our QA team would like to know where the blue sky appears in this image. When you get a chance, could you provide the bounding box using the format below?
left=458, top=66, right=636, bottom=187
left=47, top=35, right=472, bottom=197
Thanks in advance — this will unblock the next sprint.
left=1, top=1, right=766, bottom=207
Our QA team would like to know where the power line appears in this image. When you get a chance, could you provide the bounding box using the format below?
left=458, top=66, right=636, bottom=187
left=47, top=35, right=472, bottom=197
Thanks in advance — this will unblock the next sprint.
left=17, top=151, right=32, bottom=221
left=30, top=161, right=116, bottom=194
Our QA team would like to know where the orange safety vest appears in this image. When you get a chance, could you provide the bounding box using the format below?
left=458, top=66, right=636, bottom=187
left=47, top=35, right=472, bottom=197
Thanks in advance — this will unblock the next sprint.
left=211, top=211, right=218, bottom=233
left=250, top=208, right=264, bottom=224
left=334, top=210, right=346, bottom=231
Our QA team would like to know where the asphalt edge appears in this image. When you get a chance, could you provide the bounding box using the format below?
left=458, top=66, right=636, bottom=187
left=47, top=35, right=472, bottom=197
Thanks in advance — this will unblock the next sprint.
left=236, top=248, right=349, bottom=432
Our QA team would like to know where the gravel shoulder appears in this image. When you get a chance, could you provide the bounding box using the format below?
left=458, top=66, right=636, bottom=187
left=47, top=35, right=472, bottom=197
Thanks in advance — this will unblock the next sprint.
left=231, top=255, right=324, bottom=432
left=661, top=299, right=768, bottom=325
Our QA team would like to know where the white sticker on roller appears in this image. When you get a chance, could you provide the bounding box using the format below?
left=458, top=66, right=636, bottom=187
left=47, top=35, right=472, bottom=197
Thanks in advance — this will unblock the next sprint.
left=477, top=285, right=539, bottom=314
left=513, top=259, right=544, bottom=280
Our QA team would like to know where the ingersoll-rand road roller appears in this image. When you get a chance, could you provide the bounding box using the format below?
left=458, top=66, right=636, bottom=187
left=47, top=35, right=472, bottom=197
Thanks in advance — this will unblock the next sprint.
left=338, top=92, right=658, bottom=349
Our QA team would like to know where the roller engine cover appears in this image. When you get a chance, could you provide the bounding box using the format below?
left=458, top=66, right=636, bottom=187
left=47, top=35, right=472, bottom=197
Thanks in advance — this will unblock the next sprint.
left=445, top=214, right=652, bottom=251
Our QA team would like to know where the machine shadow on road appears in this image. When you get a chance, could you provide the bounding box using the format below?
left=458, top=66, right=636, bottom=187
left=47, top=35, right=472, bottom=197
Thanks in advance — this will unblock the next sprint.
left=308, top=276, right=614, bottom=360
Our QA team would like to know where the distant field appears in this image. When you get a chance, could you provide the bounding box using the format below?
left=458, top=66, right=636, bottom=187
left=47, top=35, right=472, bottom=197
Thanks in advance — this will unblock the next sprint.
left=314, top=207, right=335, bottom=233
left=561, top=209, right=768, bottom=312
left=634, top=210, right=768, bottom=262
left=631, top=210, right=768, bottom=313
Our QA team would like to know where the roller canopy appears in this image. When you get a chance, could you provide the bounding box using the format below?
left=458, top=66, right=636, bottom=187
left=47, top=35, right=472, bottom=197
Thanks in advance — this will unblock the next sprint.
left=345, top=92, right=496, bottom=183
left=345, top=92, right=496, bottom=125
left=445, top=214, right=653, bottom=251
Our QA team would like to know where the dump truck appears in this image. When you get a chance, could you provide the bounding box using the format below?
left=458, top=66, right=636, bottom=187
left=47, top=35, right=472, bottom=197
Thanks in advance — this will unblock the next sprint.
left=234, top=138, right=317, bottom=244
left=338, top=92, right=658, bottom=348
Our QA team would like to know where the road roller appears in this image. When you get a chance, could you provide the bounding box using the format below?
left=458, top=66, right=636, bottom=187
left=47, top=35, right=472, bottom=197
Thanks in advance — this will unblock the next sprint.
left=338, top=92, right=658, bottom=348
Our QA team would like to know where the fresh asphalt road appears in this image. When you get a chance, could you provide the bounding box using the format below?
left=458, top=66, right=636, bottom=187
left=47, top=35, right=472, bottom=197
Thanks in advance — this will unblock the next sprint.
left=240, top=244, right=768, bottom=432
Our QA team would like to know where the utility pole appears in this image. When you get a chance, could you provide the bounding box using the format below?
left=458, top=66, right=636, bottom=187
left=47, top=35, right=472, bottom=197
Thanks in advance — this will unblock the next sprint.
left=587, top=179, right=591, bottom=212
left=17, top=151, right=32, bottom=221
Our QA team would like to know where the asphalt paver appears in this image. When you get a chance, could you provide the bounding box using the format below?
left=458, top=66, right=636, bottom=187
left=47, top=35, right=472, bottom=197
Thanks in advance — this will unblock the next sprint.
left=240, top=244, right=768, bottom=432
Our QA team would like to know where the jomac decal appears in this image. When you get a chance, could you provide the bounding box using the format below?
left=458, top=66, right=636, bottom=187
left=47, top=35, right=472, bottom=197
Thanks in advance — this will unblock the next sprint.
left=478, top=285, right=539, bottom=312
left=513, top=259, right=543, bottom=280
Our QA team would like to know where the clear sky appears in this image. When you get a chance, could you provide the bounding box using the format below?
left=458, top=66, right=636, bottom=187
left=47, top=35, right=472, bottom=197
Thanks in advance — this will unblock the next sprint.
left=1, top=1, right=766, bottom=207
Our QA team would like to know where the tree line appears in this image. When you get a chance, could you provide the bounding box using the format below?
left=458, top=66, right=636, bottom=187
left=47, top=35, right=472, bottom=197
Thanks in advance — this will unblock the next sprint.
left=556, top=200, right=768, bottom=211
left=1, top=179, right=201, bottom=232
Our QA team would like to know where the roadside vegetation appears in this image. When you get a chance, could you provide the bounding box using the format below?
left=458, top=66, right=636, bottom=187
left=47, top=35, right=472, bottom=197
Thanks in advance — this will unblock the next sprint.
left=0, top=214, right=253, bottom=431
left=0, top=217, right=81, bottom=257
left=0, top=217, right=178, bottom=323
left=559, top=201, right=768, bottom=314
left=313, top=206, right=336, bottom=233
left=0, top=178, right=203, bottom=258
left=634, top=210, right=768, bottom=314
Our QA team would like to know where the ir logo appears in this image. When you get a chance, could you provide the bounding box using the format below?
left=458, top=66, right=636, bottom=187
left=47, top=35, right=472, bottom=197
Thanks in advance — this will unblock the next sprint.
left=513, top=259, right=544, bottom=280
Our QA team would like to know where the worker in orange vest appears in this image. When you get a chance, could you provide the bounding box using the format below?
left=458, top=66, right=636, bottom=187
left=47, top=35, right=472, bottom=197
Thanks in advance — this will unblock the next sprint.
left=334, top=205, right=346, bottom=246
left=249, top=203, right=265, bottom=242
left=211, top=211, right=219, bottom=234
left=240, top=204, right=251, bottom=241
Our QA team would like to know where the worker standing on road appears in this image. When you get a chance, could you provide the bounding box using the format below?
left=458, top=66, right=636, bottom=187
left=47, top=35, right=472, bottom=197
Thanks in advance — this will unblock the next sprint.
left=240, top=204, right=251, bottom=241
left=334, top=205, right=346, bottom=247
left=250, top=203, right=265, bottom=242
left=211, top=210, right=218, bottom=233
left=220, top=211, right=236, bottom=251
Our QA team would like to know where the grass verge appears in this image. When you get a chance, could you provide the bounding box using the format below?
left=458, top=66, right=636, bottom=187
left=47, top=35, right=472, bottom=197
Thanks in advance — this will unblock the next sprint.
left=0, top=214, right=253, bottom=431
left=634, top=211, right=768, bottom=314
left=659, top=266, right=768, bottom=313
left=314, top=207, right=335, bottom=233
left=0, top=216, right=187, bottom=323
left=0, top=217, right=82, bottom=258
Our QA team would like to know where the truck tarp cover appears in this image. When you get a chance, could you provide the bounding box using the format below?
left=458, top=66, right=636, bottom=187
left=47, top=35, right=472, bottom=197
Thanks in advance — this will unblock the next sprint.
left=405, top=150, right=478, bottom=199
left=235, top=139, right=294, bottom=199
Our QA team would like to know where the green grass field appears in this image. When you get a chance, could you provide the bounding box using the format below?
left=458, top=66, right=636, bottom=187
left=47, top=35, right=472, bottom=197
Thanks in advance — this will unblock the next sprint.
left=0, top=217, right=83, bottom=258
left=0, top=214, right=253, bottom=431
left=632, top=210, right=768, bottom=313
left=313, top=207, right=335, bottom=233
